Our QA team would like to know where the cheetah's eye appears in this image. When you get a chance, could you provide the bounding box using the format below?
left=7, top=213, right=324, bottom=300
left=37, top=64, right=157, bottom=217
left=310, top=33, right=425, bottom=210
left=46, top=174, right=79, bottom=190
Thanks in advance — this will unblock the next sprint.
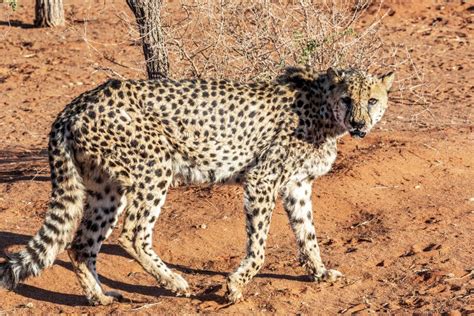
left=341, top=97, right=352, bottom=108
left=368, top=98, right=378, bottom=108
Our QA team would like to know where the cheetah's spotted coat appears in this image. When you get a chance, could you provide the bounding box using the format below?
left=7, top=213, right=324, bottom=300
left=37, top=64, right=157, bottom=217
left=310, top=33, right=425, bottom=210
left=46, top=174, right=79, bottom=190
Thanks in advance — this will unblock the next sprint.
left=0, top=67, right=394, bottom=304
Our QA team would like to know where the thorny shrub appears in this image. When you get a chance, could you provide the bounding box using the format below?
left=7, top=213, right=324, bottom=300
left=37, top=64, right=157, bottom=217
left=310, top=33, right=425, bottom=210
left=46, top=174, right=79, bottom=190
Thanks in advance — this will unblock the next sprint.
left=158, top=0, right=391, bottom=81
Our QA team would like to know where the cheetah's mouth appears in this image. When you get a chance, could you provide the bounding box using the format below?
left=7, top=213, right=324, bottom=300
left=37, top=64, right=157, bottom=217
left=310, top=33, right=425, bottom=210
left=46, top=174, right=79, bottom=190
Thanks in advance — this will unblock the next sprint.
left=349, top=129, right=366, bottom=138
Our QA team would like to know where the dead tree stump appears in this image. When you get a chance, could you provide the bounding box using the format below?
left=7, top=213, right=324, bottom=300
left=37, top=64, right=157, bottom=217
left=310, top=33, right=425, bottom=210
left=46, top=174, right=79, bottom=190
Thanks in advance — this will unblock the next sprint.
left=126, top=0, right=169, bottom=79
left=34, top=0, right=65, bottom=27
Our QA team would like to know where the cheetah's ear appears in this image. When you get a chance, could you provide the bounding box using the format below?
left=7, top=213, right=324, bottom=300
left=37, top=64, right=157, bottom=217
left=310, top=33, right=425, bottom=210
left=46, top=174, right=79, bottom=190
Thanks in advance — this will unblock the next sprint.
left=327, top=67, right=343, bottom=83
left=380, top=71, right=395, bottom=91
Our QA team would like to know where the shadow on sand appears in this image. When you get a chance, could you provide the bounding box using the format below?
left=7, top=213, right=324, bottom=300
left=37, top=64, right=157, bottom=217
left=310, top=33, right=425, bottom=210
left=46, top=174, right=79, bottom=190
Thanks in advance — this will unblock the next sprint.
left=0, top=231, right=311, bottom=306
left=0, top=148, right=50, bottom=183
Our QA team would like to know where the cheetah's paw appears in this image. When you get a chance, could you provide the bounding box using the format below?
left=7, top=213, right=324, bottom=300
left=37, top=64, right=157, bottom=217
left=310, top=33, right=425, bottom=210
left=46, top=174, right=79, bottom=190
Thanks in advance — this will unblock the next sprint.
left=89, top=291, right=123, bottom=306
left=225, top=277, right=243, bottom=303
left=313, top=269, right=343, bottom=284
left=162, top=272, right=191, bottom=297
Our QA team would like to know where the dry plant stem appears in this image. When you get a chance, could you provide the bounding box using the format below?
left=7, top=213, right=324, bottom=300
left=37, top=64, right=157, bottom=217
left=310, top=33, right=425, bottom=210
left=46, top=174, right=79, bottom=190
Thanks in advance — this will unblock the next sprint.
left=127, top=0, right=169, bottom=79
left=34, top=0, right=64, bottom=27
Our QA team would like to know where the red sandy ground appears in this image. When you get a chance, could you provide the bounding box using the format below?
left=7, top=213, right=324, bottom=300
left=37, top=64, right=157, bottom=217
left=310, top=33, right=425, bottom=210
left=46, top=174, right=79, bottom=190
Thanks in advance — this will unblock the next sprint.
left=0, top=0, right=472, bottom=314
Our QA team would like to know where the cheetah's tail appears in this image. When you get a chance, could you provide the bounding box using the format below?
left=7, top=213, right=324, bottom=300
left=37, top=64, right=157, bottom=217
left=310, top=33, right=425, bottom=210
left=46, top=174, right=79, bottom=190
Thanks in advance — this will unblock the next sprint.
left=0, top=122, right=85, bottom=290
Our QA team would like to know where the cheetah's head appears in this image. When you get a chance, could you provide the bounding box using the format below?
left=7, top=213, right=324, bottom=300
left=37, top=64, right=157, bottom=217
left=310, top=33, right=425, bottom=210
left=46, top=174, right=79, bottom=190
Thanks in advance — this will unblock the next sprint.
left=327, top=68, right=395, bottom=138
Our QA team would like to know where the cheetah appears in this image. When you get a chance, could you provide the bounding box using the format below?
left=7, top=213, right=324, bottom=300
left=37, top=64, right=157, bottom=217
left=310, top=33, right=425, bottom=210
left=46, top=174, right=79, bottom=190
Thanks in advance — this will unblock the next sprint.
left=0, top=67, right=394, bottom=305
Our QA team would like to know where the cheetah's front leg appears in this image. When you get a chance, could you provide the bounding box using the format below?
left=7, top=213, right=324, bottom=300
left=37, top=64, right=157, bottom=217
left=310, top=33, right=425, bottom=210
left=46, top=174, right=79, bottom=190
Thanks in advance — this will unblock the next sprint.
left=282, top=179, right=343, bottom=283
left=118, top=161, right=190, bottom=297
left=226, top=177, right=277, bottom=303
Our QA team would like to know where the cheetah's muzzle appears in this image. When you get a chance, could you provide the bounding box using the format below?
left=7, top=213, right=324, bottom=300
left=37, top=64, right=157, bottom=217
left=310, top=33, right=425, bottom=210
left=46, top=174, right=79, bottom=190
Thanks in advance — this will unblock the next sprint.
left=349, top=129, right=366, bottom=138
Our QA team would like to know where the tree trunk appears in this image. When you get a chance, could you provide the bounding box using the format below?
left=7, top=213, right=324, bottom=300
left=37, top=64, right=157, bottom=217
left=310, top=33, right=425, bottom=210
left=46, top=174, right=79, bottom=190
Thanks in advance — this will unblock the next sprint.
left=34, top=0, right=65, bottom=27
left=126, top=0, right=169, bottom=79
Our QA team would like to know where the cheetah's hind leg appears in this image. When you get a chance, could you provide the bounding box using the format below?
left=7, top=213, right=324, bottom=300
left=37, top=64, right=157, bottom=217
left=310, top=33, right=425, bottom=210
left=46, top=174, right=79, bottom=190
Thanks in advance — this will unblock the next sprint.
left=68, top=169, right=126, bottom=306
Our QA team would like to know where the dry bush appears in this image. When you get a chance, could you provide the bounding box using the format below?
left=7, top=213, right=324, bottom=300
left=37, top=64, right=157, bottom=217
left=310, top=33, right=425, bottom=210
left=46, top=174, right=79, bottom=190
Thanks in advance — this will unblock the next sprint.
left=155, top=0, right=391, bottom=81
left=87, top=0, right=405, bottom=83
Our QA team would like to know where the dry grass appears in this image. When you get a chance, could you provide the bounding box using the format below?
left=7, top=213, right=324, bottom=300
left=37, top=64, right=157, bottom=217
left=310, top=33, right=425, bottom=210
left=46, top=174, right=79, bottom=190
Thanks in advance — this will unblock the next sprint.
left=73, top=0, right=417, bottom=85
left=157, top=0, right=391, bottom=81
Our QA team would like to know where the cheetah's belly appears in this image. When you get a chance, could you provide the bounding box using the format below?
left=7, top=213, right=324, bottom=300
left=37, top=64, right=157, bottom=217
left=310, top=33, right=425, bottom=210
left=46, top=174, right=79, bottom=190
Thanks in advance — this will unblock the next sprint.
left=170, top=146, right=258, bottom=185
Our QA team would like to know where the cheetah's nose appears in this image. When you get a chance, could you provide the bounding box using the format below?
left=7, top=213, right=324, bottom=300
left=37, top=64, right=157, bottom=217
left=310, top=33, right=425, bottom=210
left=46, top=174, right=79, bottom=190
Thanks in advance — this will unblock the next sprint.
left=350, top=119, right=365, bottom=130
